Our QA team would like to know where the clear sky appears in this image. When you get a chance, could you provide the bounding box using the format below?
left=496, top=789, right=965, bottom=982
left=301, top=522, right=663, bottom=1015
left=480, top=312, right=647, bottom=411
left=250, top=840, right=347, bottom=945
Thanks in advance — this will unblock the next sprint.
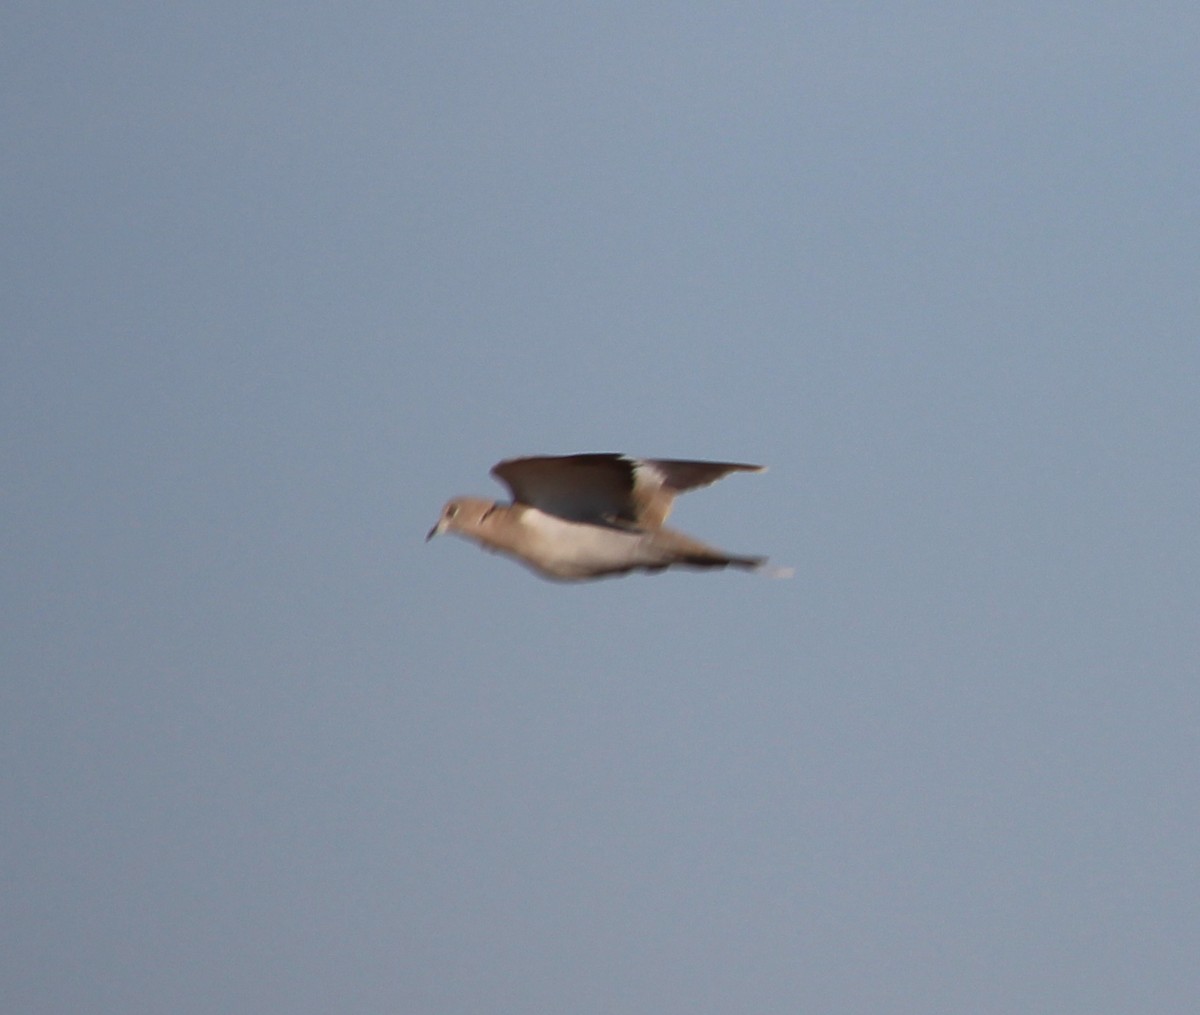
left=4, top=4, right=1198, bottom=1013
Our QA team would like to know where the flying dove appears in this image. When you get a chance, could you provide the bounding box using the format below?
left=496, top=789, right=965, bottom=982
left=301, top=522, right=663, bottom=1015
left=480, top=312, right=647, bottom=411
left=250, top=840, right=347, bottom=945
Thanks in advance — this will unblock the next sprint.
left=427, top=453, right=785, bottom=581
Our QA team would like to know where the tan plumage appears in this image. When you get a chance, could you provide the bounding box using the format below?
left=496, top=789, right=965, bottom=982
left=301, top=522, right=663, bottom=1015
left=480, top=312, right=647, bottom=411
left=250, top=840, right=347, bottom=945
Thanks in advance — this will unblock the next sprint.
left=427, top=453, right=783, bottom=581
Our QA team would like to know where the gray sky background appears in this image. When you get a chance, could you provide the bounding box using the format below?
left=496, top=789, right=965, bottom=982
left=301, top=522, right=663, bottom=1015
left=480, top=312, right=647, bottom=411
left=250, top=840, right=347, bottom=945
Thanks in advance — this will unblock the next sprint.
left=4, top=4, right=1198, bottom=1013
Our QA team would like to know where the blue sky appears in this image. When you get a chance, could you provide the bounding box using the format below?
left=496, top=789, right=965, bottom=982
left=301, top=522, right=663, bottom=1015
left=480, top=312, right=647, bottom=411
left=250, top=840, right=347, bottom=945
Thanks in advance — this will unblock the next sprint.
left=4, top=4, right=1198, bottom=1012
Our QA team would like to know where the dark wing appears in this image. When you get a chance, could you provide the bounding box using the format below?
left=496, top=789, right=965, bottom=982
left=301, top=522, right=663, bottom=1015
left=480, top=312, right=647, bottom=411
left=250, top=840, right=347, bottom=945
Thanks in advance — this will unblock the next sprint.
left=632, top=458, right=764, bottom=528
left=491, top=454, right=639, bottom=525
left=491, top=454, right=764, bottom=529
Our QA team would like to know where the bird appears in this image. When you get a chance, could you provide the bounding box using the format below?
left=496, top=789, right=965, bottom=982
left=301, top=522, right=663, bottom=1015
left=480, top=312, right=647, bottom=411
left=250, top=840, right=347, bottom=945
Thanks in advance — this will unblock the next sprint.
left=427, top=453, right=785, bottom=581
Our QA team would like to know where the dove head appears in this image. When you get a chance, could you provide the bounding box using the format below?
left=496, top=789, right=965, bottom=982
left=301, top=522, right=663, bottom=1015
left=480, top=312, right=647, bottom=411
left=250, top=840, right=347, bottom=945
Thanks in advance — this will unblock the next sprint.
left=426, top=497, right=498, bottom=542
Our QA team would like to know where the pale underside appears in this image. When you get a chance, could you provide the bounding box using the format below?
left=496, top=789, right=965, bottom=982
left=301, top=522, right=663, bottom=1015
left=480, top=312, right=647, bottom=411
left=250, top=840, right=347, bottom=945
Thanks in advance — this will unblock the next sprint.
left=495, top=507, right=762, bottom=580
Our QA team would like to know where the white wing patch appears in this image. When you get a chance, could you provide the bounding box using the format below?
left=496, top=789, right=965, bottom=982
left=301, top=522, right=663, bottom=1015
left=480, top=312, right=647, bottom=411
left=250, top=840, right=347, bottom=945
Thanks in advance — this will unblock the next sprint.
left=631, top=459, right=665, bottom=491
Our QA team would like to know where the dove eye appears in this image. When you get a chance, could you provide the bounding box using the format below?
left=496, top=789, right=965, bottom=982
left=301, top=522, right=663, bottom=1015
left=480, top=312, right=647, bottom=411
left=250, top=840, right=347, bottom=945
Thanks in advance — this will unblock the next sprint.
left=446, top=504, right=459, bottom=519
